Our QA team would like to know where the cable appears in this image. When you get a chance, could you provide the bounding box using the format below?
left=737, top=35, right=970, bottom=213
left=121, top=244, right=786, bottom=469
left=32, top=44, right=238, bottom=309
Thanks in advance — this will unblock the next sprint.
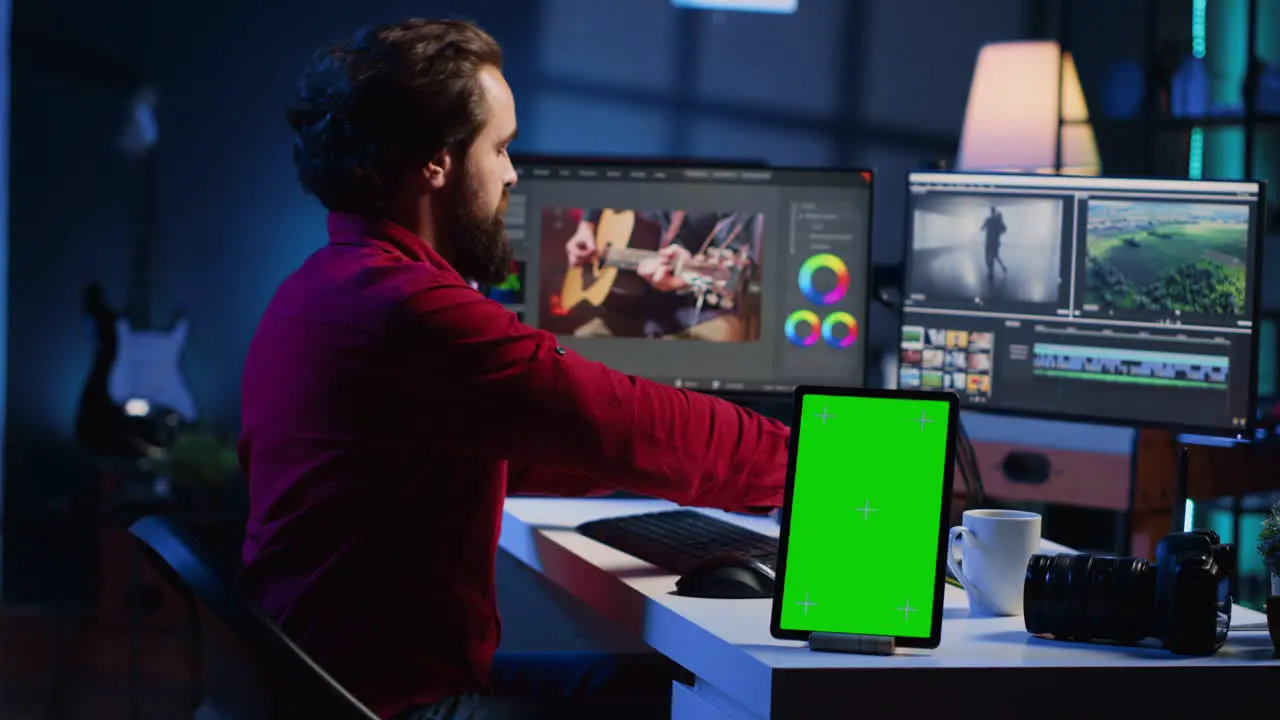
left=955, top=418, right=986, bottom=509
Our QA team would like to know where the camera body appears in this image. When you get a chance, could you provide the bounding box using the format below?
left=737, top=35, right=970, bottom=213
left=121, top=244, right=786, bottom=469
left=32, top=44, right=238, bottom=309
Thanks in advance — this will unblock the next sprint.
left=1153, top=530, right=1234, bottom=655
left=1024, top=529, right=1233, bottom=656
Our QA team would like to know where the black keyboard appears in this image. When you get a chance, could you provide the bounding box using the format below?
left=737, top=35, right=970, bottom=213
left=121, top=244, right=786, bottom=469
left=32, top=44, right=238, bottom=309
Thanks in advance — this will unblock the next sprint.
left=576, top=510, right=779, bottom=575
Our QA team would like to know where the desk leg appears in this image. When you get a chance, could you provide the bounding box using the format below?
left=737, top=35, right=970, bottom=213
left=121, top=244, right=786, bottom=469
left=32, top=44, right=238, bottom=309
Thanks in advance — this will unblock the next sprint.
left=671, top=680, right=763, bottom=720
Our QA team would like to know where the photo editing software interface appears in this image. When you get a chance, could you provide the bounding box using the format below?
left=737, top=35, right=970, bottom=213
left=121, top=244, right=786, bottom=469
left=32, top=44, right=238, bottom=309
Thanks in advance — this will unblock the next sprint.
left=899, top=172, right=1264, bottom=433
left=481, top=160, right=873, bottom=393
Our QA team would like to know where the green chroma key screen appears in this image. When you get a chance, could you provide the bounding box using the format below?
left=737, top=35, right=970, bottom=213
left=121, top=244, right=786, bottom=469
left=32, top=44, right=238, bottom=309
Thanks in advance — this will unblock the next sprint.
left=777, top=392, right=952, bottom=640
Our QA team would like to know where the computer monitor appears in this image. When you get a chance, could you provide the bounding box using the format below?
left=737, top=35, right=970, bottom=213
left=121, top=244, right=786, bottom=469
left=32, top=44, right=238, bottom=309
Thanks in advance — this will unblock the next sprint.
left=489, top=157, right=874, bottom=394
left=898, top=171, right=1266, bottom=436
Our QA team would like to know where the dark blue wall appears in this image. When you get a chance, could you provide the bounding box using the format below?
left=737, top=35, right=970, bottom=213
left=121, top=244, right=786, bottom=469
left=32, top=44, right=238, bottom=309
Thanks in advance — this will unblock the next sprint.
left=4, top=0, right=1034, bottom=609
left=0, top=0, right=8, bottom=608
left=4, top=0, right=154, bottom=602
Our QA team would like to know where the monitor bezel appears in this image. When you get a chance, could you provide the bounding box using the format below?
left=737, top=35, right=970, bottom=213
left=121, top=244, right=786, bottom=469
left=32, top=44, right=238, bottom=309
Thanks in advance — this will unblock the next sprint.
left=897, top=170, right=1268, bottom=439
left=510, top=153, right=878, bottom=398
left=770, top=385, right=959, bottom=648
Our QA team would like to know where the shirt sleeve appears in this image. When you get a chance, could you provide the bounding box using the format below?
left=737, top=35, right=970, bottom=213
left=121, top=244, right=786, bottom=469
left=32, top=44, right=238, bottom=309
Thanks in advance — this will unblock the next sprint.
left=506, top=463, right=617, bottom=498
left=397, top=281, right=790, bottom=512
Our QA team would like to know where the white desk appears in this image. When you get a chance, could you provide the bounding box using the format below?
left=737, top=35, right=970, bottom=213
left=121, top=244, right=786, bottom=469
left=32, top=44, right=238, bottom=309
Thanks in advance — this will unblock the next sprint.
left=500, top=497, right=1278, bottom=719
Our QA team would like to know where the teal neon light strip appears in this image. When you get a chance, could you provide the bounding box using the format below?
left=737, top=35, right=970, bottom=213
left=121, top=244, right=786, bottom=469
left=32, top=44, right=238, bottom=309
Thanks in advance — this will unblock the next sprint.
left=1205, top=0, right=1246, bottom=179
left=1189, top=0, right=1206, bottom=178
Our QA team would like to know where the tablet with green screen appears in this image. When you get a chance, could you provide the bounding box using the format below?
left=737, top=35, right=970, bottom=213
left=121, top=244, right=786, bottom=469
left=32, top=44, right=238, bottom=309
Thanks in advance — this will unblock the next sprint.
left=770, top=386, right=958, bottom=649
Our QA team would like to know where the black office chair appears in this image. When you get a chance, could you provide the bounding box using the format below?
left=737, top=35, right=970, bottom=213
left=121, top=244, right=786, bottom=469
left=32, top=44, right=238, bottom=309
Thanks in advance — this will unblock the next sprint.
left=128, top=515, right=379, bottom=720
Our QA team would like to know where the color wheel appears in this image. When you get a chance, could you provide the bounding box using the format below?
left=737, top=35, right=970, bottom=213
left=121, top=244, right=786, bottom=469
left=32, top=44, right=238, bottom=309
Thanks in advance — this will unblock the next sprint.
left=821, top=312, right=858, bottom=348
left=798, top=253, right=850, bottom=305
left=784, top=309, right=821, bottom=347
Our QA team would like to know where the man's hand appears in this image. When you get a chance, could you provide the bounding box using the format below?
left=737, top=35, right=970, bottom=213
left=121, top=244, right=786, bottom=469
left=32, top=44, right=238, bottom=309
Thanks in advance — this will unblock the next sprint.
left=565, top=223, right=597, bottom=268
left=637, top=244, right=692, bottom=293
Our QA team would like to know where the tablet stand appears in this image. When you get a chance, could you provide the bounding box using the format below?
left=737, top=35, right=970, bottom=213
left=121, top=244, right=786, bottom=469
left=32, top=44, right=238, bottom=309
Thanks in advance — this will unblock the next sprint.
left=808, top=632, right=896, bottom=655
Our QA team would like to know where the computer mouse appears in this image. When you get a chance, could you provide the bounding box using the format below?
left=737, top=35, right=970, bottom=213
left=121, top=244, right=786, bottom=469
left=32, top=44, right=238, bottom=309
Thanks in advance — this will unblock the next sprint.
left=674, top=552, right=776, bottom=599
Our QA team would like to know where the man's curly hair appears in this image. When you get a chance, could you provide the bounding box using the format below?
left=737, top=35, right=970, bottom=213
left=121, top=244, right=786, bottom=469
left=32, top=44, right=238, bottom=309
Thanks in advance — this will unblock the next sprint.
left=285, top=19, right=503, bottom=214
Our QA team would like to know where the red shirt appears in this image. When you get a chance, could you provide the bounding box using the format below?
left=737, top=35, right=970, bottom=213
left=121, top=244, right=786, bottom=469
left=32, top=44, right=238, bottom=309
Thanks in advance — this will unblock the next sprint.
left=238, top=213, right=790, bottom=718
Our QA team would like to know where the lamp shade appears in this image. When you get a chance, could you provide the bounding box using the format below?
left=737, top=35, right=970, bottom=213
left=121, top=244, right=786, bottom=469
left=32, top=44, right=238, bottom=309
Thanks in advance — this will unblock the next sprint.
left=956, top=40, right=1101, bottom=176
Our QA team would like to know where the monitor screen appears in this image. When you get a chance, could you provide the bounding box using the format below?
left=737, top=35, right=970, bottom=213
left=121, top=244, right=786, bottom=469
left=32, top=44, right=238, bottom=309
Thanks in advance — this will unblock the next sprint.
left=491, top=158, right=873, bottom=394
left=898, top=172, right=1265, bottom=435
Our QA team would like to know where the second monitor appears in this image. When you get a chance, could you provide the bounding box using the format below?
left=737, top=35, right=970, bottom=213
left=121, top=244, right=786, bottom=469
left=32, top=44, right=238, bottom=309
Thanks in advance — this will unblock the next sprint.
left=490, top=158, right=874, bottom=394
left=899, top=171, right=1265, bottom=435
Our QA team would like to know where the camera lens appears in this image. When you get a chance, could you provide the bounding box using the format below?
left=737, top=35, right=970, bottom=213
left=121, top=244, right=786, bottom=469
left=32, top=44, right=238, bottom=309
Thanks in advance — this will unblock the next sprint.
left=1024, top=553, right=1156, bottom=644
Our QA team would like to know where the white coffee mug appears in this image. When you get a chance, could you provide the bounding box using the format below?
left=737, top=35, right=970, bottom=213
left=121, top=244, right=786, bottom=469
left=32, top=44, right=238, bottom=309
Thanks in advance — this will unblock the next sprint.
left=947, top=509, right=1042, bottom=616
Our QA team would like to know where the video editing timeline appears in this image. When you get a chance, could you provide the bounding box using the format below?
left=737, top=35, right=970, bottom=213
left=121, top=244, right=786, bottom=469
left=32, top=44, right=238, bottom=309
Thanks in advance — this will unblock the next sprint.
left=501, top=160, right=873, bottom=394
left=900, top=172, right=1264, bottom=433
left=1032, top=344, right=1229, bottom=388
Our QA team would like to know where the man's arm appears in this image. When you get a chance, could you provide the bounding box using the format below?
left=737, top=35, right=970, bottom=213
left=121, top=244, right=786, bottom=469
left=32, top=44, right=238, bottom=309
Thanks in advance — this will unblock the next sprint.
left=397, top=282, right=790, bottom=512
left=506, top=464, right=616, bottom=498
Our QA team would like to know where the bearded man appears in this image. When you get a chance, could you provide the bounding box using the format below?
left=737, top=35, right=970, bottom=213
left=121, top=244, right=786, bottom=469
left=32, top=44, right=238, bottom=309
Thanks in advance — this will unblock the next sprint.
left=238, top=17, right=790, bottom=720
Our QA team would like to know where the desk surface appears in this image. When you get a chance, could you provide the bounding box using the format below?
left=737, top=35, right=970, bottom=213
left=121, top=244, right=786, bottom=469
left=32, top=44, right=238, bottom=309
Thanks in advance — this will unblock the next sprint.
left=501, top=497, right=1276, bottom=717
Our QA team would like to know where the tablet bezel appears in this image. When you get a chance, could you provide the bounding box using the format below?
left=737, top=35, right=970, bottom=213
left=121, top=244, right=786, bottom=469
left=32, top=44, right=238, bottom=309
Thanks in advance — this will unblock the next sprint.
left=769, top=385, right=959, bottom=649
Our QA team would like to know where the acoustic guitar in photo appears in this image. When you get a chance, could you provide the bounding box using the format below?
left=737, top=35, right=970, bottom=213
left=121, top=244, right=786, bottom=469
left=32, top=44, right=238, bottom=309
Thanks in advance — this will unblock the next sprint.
left=559, top=209, right=755, bottom=313
left=559, top=209, right=636, bottom=308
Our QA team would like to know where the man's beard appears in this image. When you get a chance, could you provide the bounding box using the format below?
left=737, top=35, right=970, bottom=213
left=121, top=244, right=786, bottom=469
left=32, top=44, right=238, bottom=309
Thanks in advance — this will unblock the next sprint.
left=438, top=177, right=513, bottom=285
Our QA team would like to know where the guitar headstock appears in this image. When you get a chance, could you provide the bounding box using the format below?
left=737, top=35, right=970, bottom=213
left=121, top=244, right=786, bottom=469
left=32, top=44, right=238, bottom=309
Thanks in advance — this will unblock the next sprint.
left=117, top=86, right=159, bottom=159
left=84, top=282, right=118, bottom=322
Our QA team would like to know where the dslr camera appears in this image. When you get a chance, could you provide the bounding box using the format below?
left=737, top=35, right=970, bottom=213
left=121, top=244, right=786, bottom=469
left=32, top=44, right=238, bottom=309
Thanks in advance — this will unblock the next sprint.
left=1023, top=529, right=1233, bottom=656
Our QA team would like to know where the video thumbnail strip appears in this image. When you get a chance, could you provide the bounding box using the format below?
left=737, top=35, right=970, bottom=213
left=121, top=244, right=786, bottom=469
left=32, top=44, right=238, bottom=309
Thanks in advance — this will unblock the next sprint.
left=899, top=324, right=995, bottom=401
left=1031, top=343, right=1229, bottom=389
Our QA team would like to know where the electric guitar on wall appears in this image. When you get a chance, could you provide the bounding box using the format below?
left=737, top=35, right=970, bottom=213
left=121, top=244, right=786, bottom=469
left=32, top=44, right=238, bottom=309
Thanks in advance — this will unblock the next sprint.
left=75, top=87, right=196, bottom=457
left=559, top=209, right=755, bottom=312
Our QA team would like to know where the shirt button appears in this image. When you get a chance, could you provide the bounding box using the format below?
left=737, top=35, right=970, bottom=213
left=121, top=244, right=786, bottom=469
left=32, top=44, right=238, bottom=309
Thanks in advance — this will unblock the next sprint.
left=554, top=346, right=567, bottom=356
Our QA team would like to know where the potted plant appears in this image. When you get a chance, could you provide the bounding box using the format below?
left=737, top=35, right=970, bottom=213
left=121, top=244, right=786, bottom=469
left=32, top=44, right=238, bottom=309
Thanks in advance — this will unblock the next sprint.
left=1257, top=502, right=1280, bottom=596
left=152, top=428, right=242, bottom=512
left=1257, top=501, right=1280, bottom=656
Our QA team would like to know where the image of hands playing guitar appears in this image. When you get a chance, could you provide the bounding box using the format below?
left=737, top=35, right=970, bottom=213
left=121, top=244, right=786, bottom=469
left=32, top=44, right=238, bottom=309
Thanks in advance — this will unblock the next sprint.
left=497, top=158, right=873, bottom=395
left=543, top=207, right=763, bottom=343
